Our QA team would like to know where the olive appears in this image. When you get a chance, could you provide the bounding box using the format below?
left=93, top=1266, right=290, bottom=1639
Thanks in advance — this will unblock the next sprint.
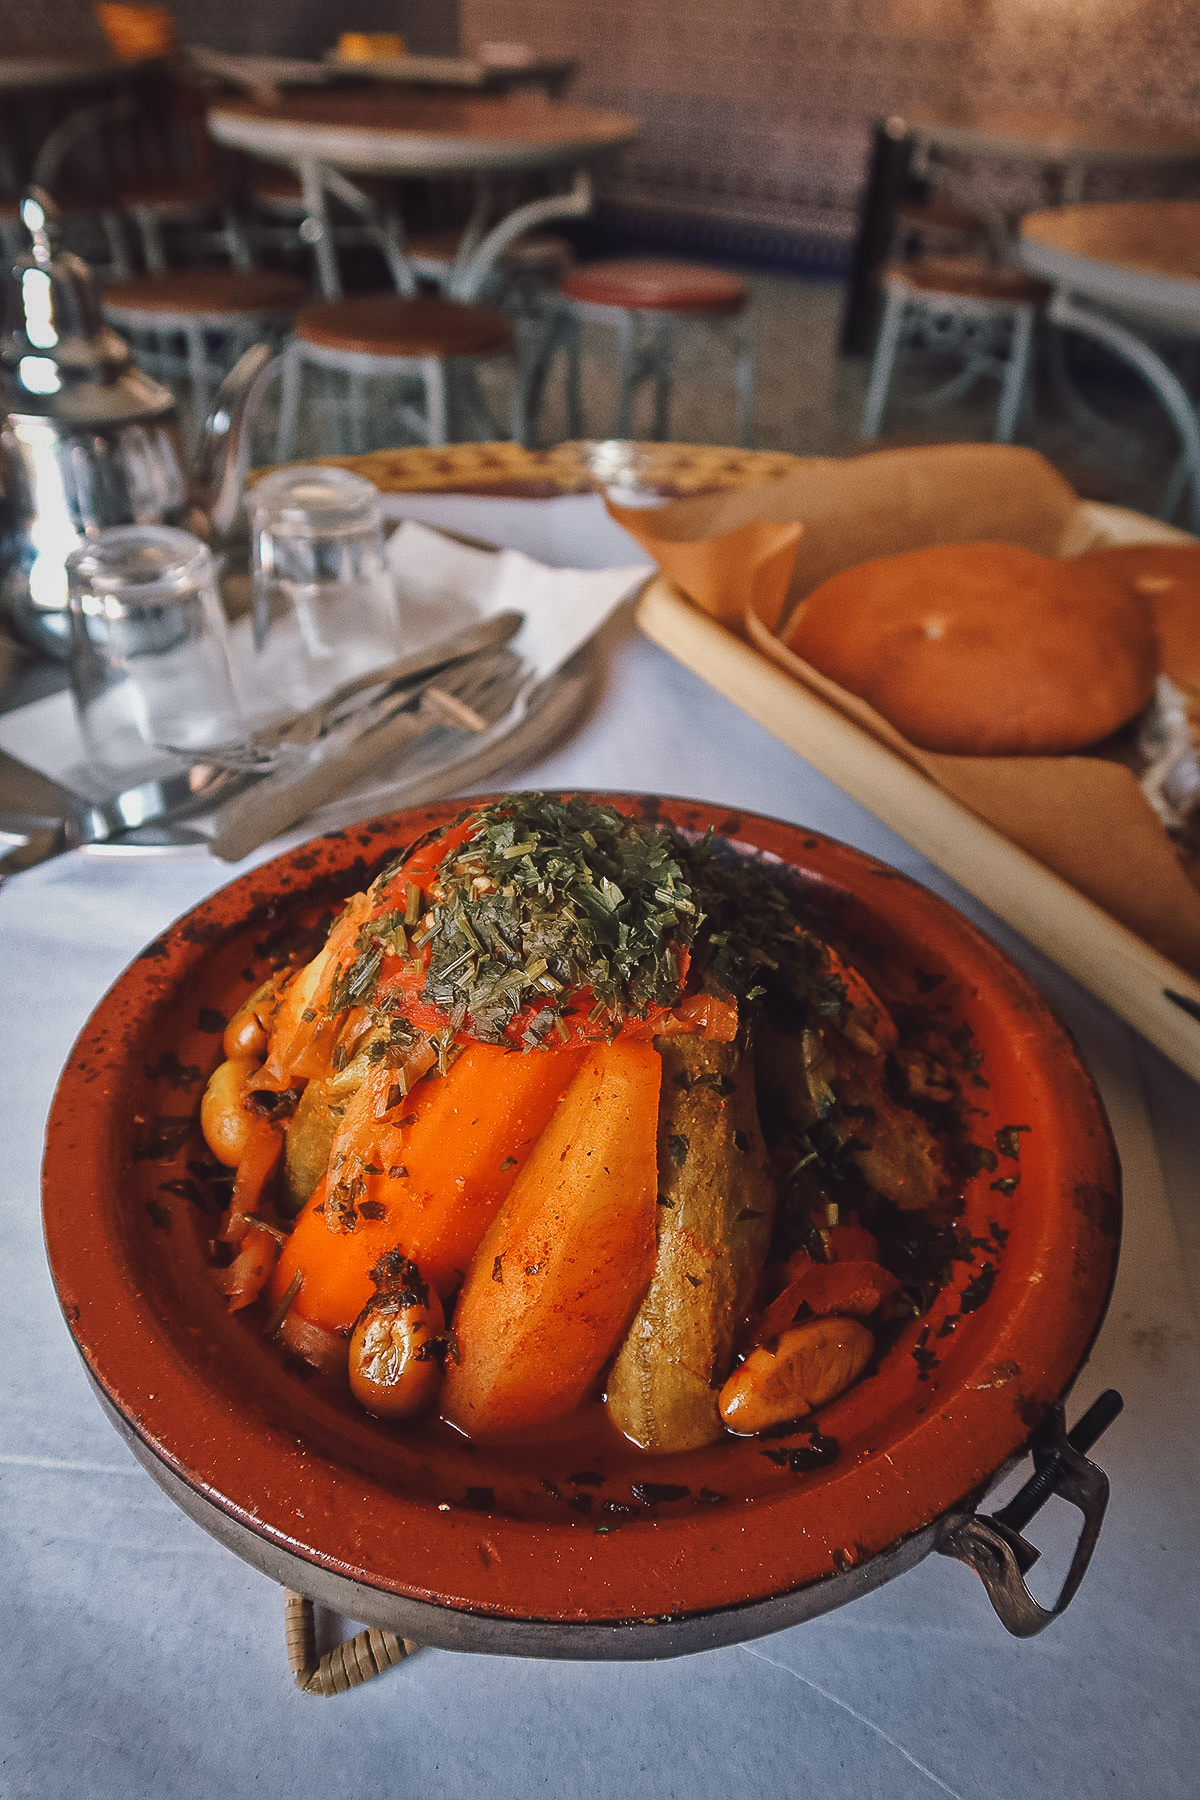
left=222, top=977, right=277, bottom=1061
left=200, top=1057, right=257, bottom=1166
left=349, top=1283, right=446, bottom=1420
left=718, top=1317, right=875, bottom=1434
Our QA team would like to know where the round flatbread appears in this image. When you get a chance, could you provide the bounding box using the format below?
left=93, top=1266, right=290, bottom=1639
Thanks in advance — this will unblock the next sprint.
left=1079, top=543, right=1200, bottom=692
left=785, top=541, right=1158, bottom=755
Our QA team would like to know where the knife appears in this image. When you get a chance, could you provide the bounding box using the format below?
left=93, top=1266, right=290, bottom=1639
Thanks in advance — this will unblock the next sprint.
left=0, top=747, right=253, bottom=877
left=206, top=645, right=526, bottom=862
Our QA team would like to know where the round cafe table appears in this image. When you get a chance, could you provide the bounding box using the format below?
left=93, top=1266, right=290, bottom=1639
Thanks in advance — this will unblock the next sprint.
left=908, top=107, right=1200, bottom=205
left=207, top=88, right=638, bottom=299
left=1019, top=199, right=1200, bottom=531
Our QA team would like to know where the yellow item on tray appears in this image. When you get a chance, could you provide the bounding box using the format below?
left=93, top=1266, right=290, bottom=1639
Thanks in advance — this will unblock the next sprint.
left=337, top=31, right=405, bottom=61
left=94, top=2, right=175, bottom=59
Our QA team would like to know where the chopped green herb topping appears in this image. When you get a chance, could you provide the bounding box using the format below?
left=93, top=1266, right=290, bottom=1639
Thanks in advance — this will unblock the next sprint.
left=329, top=796, right=847, bottom=1047
left=412, top=795, right=704, bottom=1042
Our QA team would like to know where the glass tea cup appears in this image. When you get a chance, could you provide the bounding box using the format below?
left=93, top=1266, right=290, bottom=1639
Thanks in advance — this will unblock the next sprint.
left=66, top=525, right=245, bottom=786
left=245, top=465, right=402, bottom=717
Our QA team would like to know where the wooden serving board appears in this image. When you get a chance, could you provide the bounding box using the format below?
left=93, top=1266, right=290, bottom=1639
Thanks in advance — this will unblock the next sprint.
left=636, top=501, right=1200, bottom=1083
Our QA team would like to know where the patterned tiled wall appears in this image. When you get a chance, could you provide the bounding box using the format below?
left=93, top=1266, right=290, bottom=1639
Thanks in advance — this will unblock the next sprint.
left=460, top=0, right=1200, bottom=256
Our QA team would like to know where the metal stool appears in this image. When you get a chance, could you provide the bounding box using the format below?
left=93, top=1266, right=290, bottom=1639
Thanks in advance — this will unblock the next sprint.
left=101, top=267, right=307, bottom=428
left=558, top=258, right=755, bottom=445
left=274, top=293, right=519, bottom=457
left=861, top=256, right=1047, bottom=444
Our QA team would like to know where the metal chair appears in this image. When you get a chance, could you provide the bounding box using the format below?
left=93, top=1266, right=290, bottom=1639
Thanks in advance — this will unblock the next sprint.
left=31, top=75, right=252, bottom=280
left=860, top=255, right=1047, bottom=443
left=556, top=257, right=755, bottom=446
left=272, top=169, right=594, bottom=455
left=101, top=266, right=307, bottom=432
left=859, top=165, right=1048, bottom=444
left=274, top=292, right=518, bottom=457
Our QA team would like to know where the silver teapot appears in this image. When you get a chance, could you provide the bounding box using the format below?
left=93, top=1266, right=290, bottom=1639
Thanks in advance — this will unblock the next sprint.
left=0, top=189, right=273, bottom=658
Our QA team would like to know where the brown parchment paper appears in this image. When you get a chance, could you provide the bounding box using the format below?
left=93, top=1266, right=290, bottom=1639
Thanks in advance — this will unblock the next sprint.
left=613, top=443, right=1082, bottom=633
left=612, top=442, right=1200, bottom=981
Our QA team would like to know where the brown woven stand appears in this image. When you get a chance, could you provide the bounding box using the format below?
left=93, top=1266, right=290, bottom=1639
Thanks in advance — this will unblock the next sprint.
left=284, top=1590, right=419, bottom=1695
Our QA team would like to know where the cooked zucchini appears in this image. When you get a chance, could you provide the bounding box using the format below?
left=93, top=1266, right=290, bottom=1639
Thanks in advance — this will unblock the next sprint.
left=606, top=1030, right=776, bottom=1452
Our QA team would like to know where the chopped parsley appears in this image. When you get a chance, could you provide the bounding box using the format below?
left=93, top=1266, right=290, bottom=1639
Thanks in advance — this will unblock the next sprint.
left=320, top=796, right=847, bottom=1049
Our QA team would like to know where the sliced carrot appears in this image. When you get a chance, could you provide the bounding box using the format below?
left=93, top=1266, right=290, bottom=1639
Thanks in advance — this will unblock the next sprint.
left=440, top=1037, right=662, bottom=1439
left=373, top=1040, right=587, bottom=1300
left=265, top=1065, right=443, bottom=1333
left=265, top=1042, right=583, bottom=1332
left=745, top=1257, right=901, bottom=1350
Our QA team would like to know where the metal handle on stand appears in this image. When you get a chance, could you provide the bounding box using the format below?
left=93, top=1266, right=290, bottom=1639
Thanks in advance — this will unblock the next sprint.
left=936, top=1389, right=1123, bottom=1637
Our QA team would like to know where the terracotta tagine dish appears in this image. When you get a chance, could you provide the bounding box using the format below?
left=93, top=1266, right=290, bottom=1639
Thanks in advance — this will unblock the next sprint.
left=42, top=796, right=1121, bottom=1655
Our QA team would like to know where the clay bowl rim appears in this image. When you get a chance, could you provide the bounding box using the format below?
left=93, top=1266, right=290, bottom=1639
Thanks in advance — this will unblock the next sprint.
left=41, top=794, right=1122, bottom=1643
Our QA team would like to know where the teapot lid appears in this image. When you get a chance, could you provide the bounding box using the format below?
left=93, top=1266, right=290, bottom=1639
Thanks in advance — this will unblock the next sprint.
left=1, top=189, right=176, bottom=426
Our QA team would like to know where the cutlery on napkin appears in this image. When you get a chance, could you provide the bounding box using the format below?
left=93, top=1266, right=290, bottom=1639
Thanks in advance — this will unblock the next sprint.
left=206, top=644, right=526, bottom=861
left=0, top=522, right=650, bottom=868
left=204, top=521, right=650, bottom=858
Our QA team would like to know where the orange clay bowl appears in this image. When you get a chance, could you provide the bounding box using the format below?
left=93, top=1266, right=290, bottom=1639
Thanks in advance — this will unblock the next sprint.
left=42, top=796, right=1120, bottom=1656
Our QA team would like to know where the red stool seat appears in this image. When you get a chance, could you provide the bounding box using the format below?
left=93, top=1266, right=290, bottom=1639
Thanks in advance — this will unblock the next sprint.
left=884, top=256, right=1048, bottom=305
left=104, top=268, right=308, bottom=318
left=294, top=294, right=514, bottom=358
left=561, top=258, right=748, bottom=314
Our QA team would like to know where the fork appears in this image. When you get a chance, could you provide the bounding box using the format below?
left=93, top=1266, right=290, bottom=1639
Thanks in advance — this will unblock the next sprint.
left=206, top=645, right=527, bottom=862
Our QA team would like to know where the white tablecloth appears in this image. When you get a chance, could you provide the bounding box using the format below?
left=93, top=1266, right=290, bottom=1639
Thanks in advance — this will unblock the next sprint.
left=3, top=494, right=1198, bottom=1800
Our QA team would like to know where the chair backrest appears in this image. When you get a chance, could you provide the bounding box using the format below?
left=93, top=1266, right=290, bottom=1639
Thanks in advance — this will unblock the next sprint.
left=32, top=68, right=216, bottom=206
left=906, top=150, right=1017, bottom=268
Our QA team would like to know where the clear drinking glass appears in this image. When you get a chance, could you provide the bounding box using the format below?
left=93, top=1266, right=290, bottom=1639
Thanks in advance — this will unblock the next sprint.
left=246, top=465, right=402, bottom=716
left=66, top=525, right=244, bottom=783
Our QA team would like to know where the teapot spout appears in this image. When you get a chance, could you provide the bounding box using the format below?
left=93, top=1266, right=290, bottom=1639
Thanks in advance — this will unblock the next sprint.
left=189, top=344, right=278, bottom=542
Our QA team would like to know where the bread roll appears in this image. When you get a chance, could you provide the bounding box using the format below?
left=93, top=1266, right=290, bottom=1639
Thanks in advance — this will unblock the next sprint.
left=1079, top=543, right=1200, bottom=692
left=785, top=541, right=1157, bottom=755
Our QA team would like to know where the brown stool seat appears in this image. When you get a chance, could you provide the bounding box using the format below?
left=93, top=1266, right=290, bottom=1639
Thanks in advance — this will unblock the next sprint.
left=884, top=256, right=1048, bottom=305
left=403, top=227, right=462, bottom=265
left=104, top=268, right=308, bottom=318
left=561, top=258, right=748, bottom=314
left=294, top=294, right=515, bottom=359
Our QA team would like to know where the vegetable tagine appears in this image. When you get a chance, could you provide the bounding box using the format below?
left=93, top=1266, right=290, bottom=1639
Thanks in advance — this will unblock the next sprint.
left=200, top=794, right=978, bottom=1455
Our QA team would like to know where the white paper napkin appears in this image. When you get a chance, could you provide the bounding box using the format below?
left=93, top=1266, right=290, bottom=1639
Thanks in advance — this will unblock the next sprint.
left=384, top=518, right=650, bottom=685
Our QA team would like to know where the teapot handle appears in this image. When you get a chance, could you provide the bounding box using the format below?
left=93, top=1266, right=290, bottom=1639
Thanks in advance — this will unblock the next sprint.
left=190, top=344, right=279, bottom=541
